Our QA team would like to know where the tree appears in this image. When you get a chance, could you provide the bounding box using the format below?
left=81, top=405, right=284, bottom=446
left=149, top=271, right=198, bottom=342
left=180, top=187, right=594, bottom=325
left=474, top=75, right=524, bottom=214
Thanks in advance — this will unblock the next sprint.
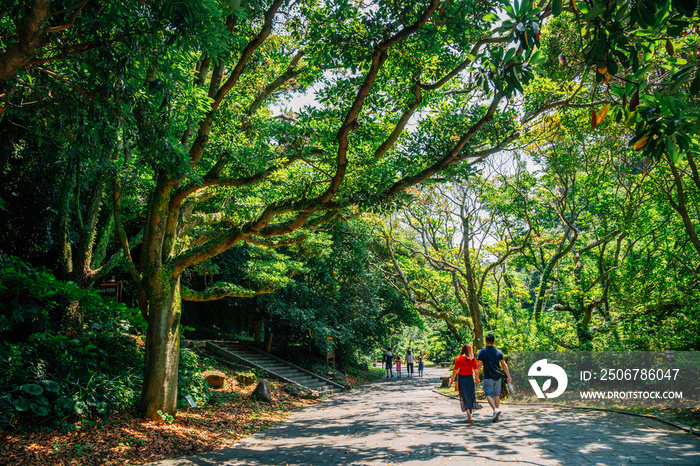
left=111, top=0, right=553, bottom=419
left=0, top=0, right=90, bottom=84
left=256, top=220, right=419, bottom=365
left=0, top=0, right=164, bottom=286
left=372, top=160, right=532, bottom=349
left=521, top=112, right=654, bottom=347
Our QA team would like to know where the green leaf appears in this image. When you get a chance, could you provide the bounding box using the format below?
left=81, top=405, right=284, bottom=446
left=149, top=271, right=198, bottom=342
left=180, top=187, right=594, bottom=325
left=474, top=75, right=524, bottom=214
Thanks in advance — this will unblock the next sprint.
left=44, top=380, right=61, bottom=393
left=638, top=6, right=656, bottom=28
left=676, top=133, right=691, bottom=151
left=12, top=398, right=31, bottom=412
left=691, top=75, right=700, bottom=96
left=668, top=75, right=690, bottom=95
left=56, top=396, right=75, bottom=414
left=582, top=3, right=606, bottom=20
left=22, top=383, right=44, bottom=396
left=632, top=65, right=653, bottom=80
left=503, top=2, right=515, bottom=17
left=30, top=403, right=51, bottom=417
left=666, top=136, right=680, bottom=163
left=529, top=50, right=546, bottom=65
left=94, top=401, right=108, bottom=415
left=74, top=401, right=88, bottom=415
left=482, top=12, right=499, bottom=22
left=552, top=0, right=563, bottom=16
left=672, top=0, right=698, bottom=18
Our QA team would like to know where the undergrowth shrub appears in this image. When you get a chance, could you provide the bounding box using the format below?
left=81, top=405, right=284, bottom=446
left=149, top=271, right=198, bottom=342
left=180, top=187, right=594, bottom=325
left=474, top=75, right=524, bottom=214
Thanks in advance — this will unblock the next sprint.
left=178, top=349, right=210, bottom=408
left=0, top=255, right=214, bottom=428
left=0, top=255, right=145, bottom=429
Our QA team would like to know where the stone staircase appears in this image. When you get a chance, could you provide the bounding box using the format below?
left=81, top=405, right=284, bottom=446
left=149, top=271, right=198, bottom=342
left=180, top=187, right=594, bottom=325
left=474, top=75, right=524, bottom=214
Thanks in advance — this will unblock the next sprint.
left=205, top=341, right=344, bottom=397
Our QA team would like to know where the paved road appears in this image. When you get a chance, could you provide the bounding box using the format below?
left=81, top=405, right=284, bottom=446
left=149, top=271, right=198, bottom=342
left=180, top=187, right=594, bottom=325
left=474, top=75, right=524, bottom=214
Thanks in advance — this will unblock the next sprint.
left=152, top=367, right=700, bottom=465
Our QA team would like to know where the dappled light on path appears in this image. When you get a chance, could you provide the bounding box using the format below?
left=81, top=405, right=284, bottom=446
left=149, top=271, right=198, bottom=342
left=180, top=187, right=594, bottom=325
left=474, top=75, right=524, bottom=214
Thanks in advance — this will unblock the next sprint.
left=151, top=367, right=700, bottom=465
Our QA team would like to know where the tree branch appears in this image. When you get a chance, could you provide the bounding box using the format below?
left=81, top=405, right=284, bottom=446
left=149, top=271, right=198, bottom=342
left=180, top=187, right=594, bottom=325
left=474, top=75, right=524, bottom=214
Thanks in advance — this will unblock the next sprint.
left=246, top=50, right=305, bottom=115
left=181, top=283, right=274, bottom=302
left=0, top=0, right=51, bottom=82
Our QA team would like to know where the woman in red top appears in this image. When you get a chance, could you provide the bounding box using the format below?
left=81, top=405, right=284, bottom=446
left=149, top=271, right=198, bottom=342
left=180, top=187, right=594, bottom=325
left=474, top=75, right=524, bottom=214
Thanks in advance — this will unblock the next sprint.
left=449, top=344, right=480, bottom=423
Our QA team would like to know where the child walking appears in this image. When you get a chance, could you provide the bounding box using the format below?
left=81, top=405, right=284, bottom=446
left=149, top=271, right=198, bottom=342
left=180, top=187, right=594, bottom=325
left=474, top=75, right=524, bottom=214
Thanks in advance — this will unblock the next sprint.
left=396, top=358, right=402, bottom=378
left=418, top=356, right=424, bottom=377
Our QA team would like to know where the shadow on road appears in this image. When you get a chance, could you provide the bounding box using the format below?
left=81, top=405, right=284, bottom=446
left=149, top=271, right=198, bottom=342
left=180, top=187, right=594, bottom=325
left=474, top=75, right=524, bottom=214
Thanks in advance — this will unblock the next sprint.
left=153, top=368, right=700, bottom=465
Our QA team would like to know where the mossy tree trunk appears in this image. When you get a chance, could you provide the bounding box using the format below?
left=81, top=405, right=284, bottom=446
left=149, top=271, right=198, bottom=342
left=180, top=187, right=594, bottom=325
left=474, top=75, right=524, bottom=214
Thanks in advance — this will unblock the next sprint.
left=140, top=273, right=182, bottom=419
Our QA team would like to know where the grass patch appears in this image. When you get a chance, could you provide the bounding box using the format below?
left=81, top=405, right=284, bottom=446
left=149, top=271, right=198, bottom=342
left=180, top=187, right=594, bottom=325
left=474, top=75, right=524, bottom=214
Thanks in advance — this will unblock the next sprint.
left=436, top=386, right=457, bottom=397
left=613, top=407, right=700, bottom=429
left=345, top=366, right=385, bottom=388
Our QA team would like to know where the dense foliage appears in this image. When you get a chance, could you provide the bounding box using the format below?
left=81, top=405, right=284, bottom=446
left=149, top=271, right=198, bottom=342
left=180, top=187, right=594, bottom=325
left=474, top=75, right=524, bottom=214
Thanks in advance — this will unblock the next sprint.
left=0, top=255, right=211, bottom=429
left=374, top=107, right=700, bottom=353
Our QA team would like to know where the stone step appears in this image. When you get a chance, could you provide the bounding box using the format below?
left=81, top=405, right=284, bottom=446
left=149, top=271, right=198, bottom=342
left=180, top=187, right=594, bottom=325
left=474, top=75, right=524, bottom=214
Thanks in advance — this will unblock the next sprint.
left=236, top=352, right=266, bottom=358
left=262, top=367, right=323, bottom=382
left=267, top=371, right=303, bottom=379
left=244, top=360, right=282, bottom=367
left=288, top=376, right=318, bottom=384
left=272, top=371, right=306, bottom=378
left=247, top=363, right=281, bottom=369
left=249, top=360, right=284, bottom=367
left=248, top=359, right=300, bottom=372
left=220, top=345, right=246, bottom=351
left=316, top=387, right=341, bottom=396
left=294, top=377, right=326, bottom=388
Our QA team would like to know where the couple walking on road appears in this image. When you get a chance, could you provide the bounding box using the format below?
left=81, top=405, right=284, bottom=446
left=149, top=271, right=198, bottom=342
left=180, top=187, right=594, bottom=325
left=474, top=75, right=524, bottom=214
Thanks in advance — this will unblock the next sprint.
left=449, top=333, right=512, bottom=424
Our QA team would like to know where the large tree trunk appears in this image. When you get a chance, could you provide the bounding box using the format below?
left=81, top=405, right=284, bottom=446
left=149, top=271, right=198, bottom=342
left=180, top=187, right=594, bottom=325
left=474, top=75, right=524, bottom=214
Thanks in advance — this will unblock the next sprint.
left=462, top=265, right=484, bottom=349
left=140, top=275, right=182, bottom=420
left=57, top=153, right=77, bottom=281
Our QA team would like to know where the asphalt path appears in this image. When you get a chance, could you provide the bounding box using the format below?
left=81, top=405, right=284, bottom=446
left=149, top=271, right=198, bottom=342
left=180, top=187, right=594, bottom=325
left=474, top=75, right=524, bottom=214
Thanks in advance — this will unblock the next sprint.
left=151, top=366, right=700, bottom=465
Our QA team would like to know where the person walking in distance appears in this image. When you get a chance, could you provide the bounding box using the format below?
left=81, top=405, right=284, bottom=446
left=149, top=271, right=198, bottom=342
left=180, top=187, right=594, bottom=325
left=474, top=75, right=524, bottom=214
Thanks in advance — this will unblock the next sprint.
left=385, top=349, right=394, bottom=378
left=418, top=356, right=424, bottom=377
left=396, top=356, right=402, bottom=378
left=406, top=349, right=414, bottom=378
left=476, top=334, right=511, bottom=422
left=449, top=344, right=480, bottom=423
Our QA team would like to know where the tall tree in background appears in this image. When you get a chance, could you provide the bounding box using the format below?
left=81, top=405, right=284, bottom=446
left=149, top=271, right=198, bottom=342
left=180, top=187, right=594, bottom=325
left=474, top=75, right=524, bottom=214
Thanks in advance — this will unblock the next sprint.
left=372, top=160, right=532, bottom=349
left=520, top=110, right=655, bottom=347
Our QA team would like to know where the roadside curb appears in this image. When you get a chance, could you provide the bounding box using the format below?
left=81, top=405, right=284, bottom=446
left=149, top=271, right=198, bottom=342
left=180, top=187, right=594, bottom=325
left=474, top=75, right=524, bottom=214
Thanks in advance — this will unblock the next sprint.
left=432, top=389, right=700, bottom=437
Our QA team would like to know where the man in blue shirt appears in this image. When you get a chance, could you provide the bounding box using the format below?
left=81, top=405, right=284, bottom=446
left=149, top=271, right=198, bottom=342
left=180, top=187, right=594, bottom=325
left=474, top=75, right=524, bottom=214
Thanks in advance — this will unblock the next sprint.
left=477, top=334, right=511, bottom=422
left=384, top=349, right=394, bottom=378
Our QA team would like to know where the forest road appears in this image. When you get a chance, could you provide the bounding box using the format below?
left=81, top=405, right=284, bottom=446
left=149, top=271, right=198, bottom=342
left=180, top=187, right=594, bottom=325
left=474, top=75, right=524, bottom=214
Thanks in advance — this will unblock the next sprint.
left=150, top=366, right=700, bottom=465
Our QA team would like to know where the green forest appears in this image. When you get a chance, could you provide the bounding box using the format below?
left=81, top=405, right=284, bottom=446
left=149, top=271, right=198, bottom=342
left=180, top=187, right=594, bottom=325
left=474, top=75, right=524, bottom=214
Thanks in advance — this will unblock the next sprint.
left=1, top=0, right=699, bottom=435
